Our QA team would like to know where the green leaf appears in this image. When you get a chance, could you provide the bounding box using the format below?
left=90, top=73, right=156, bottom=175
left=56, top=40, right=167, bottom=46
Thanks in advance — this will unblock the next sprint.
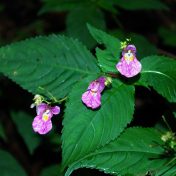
left=39, top=0, right=83, bottom=14
left=0, top=150, right=27, bottom=176
left=65, top=128, right=166, bottom=176
left=97, top=0, right=118, bottom=13
left=130, top=33, right=157, bottom=58
left=11, top=111, right=40, bottom=154
left=87, top=24, right=121, bottom=73
left=66, top=6, right=106, bottom=48
left=155, top=160, right=176, bottom=176
left=40, top=165, right=62, bottom=176
left=0, top=35, right=100, bottom=99
left=139, top=56, right=176, bottom=102
left=62, top=77, right=135, bottom=167
left=109, top=29, right=126, bottom=40
left=114, top=0, right=168, bottom=10
left=159, top=27, right=176, bottom=47
left=109, top=30, right=157, bottom=58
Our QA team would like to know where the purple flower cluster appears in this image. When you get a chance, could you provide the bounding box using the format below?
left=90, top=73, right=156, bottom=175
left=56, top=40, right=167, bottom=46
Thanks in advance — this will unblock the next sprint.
left=32, top=101, right=60, bottom=135
left=82, top=44, right=142, bottom=110
left=116, top=45, right=142, bottom=78
left=31, top=44, right=142, bottom=133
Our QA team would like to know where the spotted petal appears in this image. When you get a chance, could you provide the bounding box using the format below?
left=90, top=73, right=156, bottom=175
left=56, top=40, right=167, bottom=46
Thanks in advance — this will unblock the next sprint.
left=51, top=106, right=60, bottom=115
left=87, top=77, right=106, bottom=93
left=36, top=103, right=48, bottom=115
left=116, top=57, right=142, bottom=78
left=97, top=77, right=106, bottom=93
left=32, top=115, right=52, bottom=135
left=82, top=91, right=101, bottom=109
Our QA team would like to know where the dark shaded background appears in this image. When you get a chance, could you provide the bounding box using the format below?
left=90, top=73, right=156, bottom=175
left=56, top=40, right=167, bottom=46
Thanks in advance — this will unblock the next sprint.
left=0, top=0, right=176, bottom=175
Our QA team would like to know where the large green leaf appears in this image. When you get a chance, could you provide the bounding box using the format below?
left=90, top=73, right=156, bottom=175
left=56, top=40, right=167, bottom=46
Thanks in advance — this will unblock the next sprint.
left=0, top=150, right=27, bottom=176
left=11, top=111, right=40, bottom=154
left=87, top=24, right=121, bottom=73
left=0, top=35, right=100, bottom=99
left=114, top=0, right=168, bottom=10
left=65, top=128, right=167, bottom=176
left=139, top=56, right=176, bottom=102
left=66, top=6, right=106, bottom=48
left=156, top=161, right=176, bottom=176
left=62, top=77, right=135, bottom=167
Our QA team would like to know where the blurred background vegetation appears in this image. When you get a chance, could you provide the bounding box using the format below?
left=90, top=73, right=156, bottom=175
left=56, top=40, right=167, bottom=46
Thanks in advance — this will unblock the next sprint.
left=0, top=0, right=176, bottom=176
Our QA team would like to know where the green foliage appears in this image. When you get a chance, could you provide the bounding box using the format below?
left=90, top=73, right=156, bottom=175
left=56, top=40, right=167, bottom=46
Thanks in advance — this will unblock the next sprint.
left=88, top=24, right=121, bottom=73
left=40, top=0, right=168, bottom=13
left=66, top=6, right=106, bottom=48
left=40, top=0, right=118, bottom=14
left=62, top=77, right=134, bottom=167
left=155, top=161, right=176, bottom=176
left=0, top=18, right=176, bottom=176
left=139, top=56, right=176, bottom=102
left=65, top=128, right=167, bottom=176
left=0, top=150, right=27, bottom=176
left=11, top=111, right=40, bottom=154
left=39, top=0, right=83, bottom=14
left=0, top=35, right=100, bottom=99
left=40, top=165, right=62, bottom=176
left=159, top=27, right=176, bottom=47
left=130, top=34, right=157, bottom=58
left=114, top=0, right=168, bottom=10
left=96, top=0, right=117, bottom=13
left=40, top=0, right=116, bottom=48
left=39, top=0, right=169, bottom=50
left=110, top=29, right=157, bottom=58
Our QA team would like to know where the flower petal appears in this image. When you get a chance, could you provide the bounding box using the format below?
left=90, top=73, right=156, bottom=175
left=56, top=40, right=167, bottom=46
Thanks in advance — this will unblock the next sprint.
left=38, top=120, right=52, bottom=135
left=32, top=115, right=52, bottom=135
left=51, top=106, right=60, bottom=115
left=97, top=77, right=106, bottom=93
left=32, top=115, right=43, bottom=132
left=42, top=110, right=53, bottom=121
left=122, top=44, right=136, bottom=56
left=88, top=81, right=99, bottom=92
left=82, top=91, right=101, bottom=109
left=36, top=103, right=48, bottom=115
left=116, top=57, right=142, bottom=78
left=87, top=77, right=105, bottom=93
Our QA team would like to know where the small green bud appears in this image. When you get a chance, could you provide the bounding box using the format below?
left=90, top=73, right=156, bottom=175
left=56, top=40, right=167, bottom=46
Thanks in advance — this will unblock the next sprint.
left=105, top=77, right=112, bottom=86
left=34, top=94, right=43, bottom=105
left=170, top=140, right=176, bottom=149
left=120, top=41, right=127, bottom=49
left=161, top=131, right=174, bottom=142
left=30, top=94, right=44, bottom=108
left=120, top=38, right=131, bottom=49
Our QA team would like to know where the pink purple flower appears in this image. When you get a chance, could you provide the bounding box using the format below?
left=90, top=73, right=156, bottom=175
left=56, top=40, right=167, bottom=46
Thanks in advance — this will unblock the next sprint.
left=32, top=103, right=60, bottom=135
left=82, top=77, right=106, bottom=109
left=116, top=44, right=142, bottom=78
